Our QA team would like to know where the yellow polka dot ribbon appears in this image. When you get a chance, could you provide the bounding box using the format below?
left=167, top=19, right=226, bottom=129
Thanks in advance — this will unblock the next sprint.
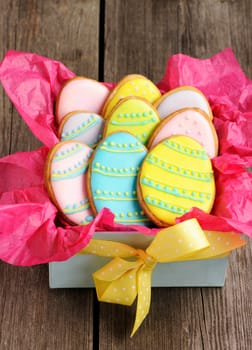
left=80, top=219, right=245, bottom=336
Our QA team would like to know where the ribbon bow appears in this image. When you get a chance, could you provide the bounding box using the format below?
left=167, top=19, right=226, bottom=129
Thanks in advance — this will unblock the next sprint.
left=81, top=219, right=245, bottom=336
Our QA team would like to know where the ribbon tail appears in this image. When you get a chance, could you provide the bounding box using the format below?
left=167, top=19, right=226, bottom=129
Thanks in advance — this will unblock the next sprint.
left=131, top=263, right=156, bottom=337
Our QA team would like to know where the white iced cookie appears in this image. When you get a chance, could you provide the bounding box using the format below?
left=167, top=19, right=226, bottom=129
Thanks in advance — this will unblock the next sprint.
left=58, top=111, right=105, bottom=148
left=154, top=86, right=213, bottom=120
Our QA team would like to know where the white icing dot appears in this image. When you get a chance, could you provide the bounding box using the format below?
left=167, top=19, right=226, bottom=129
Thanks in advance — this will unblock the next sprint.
left=129, top=274, right=134, bottom=279
left=101, top=271, right=105, bottom=276
left=175, top=249, right=179, bottom=254
left=131, top=285, right=136, bottom=289
left=226, top=241, right=230, bottom=246
left=113, top=288, right=118, bottom=292
left=189, top=243, right=193, bottom=247
left=122, top=287, right=126, bottom=291
left=217, top=237, right=221, bottom=241
left=117, top=263, right=122, bottom=268
left=178, top=239, right=183, bottom=244
left=125, top=297, right=129, bottom=302
left=100, top=245, right=104, bottom=250
left=92, top=250, right=97, bottom=254
left=109, top=267, right=113, bottom=271
left=212, top=246, right=216, bottom=250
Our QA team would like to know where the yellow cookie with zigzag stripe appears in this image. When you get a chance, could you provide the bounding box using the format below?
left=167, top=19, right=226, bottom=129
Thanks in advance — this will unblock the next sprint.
left=102, top=74, right=161, bottom=119
left=103, top=96, right=160, bottom=145
left=137, top=135, right=215, bottom=226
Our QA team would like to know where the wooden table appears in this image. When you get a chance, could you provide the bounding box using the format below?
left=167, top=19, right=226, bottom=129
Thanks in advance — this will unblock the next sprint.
left=0, top=1, right=251, bottom=349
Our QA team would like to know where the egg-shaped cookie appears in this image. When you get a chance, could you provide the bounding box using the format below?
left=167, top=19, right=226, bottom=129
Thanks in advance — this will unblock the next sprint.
left=56, top=77, right=110, bottom=123
left=138, top=135, right=215, bottom=226
left=102, top=74, right=161, bottom=119
left=45, top=141, right=94, bottom=225
left=88, top=132, right=150, bottom=225
left=103, top=97, right=160, bottom=145
left=148, top=108, right=218, bottom=158
left=58, top=111, right=105, bottom=148
left=155, top=86, right=213, bottom=120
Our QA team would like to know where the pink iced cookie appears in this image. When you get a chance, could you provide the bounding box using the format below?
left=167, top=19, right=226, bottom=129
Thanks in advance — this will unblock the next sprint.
left=58, top=111, right=105, bottom=148
left=148, top=108, right=218, bottom=158
left=56, top=77, right=110, bottom=123
left=45, top=141, right=94, bottom=225
left=155, top=86, right=213, bottom=120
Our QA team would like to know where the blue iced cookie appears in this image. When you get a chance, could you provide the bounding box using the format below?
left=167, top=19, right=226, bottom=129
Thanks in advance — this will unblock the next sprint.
left=88, top=131, right=150, bottom=225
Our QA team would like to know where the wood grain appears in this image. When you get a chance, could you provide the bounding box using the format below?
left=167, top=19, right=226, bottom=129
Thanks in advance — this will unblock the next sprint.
left=1, top=0, right=252, bottom=349
left=201, top=242, right=252, bottom=350
left=99, top=288, right=205, bottom=349
left=104, top=0, right=252, bottom=82
left=0, top=1, right=100, bottom=349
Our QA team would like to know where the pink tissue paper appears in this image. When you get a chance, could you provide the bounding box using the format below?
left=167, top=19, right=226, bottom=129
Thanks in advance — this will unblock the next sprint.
left=0, top=49, right=251, bottom=266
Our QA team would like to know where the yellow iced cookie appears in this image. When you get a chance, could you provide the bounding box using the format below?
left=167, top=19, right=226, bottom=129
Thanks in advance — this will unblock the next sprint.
left=102, top=74, right=161, bottom=119
left=103, top=97, right=160, bottom=145
left=138, top=135, right=215, bottom=226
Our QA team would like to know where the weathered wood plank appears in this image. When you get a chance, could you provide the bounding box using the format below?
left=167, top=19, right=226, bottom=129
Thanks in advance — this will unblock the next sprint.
left=104, top=0, right=252, bottom=83
left=0, top=263, right=94, bottom=350
left=0, top=1, right=100, bottom=349
left=99, top=288, right=205, bottom=349
left=201, top=241, right=252, bottom=350
left=101, top=0, right=252, bottom=348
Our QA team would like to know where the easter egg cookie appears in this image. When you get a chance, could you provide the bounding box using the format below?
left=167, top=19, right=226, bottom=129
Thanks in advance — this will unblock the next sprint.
left=148, top=108, right=218, bottom=158
left=88, top=132, right=150, bottom=225
left=155, top=86, right=213, bottom=120
left=56, top=77, right=110, bottom=123
left=102, top=74, right=161, bottom=119
left=58, top=111, right=105, bottom=148
left=103, top=97, right=160, bottom=145
left=45, top=141, right=94, bottom=225
left=138, top=135, right=215, bottom=226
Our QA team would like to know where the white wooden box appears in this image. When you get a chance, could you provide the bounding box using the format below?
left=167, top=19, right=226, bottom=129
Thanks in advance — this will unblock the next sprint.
left=49, top=232, right=228, bottom=288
